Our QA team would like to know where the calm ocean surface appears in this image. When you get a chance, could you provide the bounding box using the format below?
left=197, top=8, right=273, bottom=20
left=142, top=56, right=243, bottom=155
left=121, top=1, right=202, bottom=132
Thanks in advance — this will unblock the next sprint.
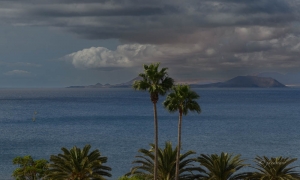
left=0, top=88, right=300, bottom=179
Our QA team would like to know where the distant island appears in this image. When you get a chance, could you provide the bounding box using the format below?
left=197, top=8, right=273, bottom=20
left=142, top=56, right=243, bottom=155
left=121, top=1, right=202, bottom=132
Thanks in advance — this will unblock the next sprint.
left=67, top=76, right=286, bottom=88
left=190, top=76, right=286, bottom=88
left=67, top=77, right=141, bottom=88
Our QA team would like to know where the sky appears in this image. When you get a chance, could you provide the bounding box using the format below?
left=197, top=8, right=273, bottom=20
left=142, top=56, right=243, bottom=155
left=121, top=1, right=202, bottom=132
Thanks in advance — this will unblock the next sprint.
left=1, top=0, right=300, bottom=87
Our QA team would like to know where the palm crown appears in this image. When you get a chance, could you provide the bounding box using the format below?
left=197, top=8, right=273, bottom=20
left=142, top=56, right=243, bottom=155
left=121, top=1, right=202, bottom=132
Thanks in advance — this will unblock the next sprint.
left=248, top=156, right=300, bottom=180
left=128, top=142, right=203, bottom=180
left=46, top=144, right=112, bottom=180
left=197, top=152, right=249, bottom=180
left=163, top=85, right=201, bottom=115
left=133, top=63, right=174, bottom=103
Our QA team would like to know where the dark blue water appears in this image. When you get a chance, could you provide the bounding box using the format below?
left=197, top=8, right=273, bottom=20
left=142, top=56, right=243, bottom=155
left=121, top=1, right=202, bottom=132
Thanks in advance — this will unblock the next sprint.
left=0, top=88, right=300, bottom=179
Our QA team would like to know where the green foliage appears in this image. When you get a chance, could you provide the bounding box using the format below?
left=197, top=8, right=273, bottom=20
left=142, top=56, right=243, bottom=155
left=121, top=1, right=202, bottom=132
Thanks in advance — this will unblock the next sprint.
left=197, top=152, right=249, bottom=180
left=128, top=141, right=204, bottom=180
left=118, top=175, right=148, bottom=180
left=12, top=155, right=48, bottom=180
left=163, top=84, right=201, bottom=115
left=46, top=144, right=111, bottom=180
left=133, top=63, right=174, bottom=103
left=248, top=156, right=300, bottom=180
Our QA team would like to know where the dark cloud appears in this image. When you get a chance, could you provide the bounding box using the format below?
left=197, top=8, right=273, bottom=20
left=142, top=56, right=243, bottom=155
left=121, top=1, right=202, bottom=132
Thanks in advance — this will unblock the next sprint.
left=1, top=0, right=300, bottom=83
left=31, top=5, right=180, bottom=17
left=237, top=0, right=291, bottom=14
left=1, top=0, right=298, bottom=43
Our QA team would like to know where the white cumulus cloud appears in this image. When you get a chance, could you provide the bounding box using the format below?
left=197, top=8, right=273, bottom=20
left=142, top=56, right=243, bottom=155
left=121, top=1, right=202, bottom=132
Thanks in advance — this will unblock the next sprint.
left=65, top=43, right=205, bottom=69
left=66, top=47, right=130, bottom=69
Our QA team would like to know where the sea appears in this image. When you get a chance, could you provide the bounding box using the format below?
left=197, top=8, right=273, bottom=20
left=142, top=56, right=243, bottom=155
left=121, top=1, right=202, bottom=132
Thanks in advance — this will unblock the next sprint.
left=0, top=88, right=300, bottom=179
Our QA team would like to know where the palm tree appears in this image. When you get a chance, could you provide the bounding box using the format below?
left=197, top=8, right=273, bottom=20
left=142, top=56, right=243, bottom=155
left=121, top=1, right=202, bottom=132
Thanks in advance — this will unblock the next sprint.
left=133, top=63, right=174, bottom=180
left=46, top=144, right=112, bottom=180
left=163, top=85, right=201, bottom=180
left=248, top=156, right=300, bottom=180
left=128, top=141, right=204, bottom=180
left=197, top=152, right=249, bottom=180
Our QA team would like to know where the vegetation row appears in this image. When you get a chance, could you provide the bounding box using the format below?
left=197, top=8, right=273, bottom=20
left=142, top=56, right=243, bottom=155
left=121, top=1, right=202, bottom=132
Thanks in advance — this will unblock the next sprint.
left=12, top=143, right=300, bottom=180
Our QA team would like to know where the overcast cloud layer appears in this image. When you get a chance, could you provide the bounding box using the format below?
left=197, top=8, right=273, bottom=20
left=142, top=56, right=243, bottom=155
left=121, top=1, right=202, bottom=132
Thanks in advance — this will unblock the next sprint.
left=1, top=0, right=300, bottom=86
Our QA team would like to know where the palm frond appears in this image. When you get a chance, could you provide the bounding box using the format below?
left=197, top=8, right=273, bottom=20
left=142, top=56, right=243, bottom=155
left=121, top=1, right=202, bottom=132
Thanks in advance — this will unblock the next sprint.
left=164, top=84, right=201, bottom=116
left=133, top=63, right=174, bottom=100
left=128, top=142, right=202, bottom=180
left=248, top=156, right=300, bottom=180
left=46, top=144, right=112, bottom=179
left=197, top=152, right=248, bottom=180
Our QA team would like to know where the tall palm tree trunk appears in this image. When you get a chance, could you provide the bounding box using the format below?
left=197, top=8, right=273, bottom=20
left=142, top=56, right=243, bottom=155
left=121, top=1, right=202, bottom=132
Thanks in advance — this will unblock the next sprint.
left=153, top=102, right=158, bottom=180
left=175, top=111, right=182, bottom=180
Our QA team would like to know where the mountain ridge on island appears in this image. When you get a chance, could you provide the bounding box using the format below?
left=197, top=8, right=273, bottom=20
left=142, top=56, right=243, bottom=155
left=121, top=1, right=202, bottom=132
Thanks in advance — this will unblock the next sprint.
left=66, top=76, right=286, bottom=88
